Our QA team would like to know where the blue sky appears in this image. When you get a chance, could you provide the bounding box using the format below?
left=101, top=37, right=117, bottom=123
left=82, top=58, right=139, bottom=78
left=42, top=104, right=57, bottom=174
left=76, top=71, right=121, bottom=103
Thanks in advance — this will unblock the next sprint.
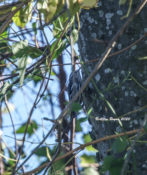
left=1, top=5, right=93, bottom=173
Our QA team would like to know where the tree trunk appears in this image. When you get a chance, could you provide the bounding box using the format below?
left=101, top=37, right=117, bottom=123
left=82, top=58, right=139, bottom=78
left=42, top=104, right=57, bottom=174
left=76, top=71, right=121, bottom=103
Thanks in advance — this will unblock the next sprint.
left=78, top=0, right=147, bottom=174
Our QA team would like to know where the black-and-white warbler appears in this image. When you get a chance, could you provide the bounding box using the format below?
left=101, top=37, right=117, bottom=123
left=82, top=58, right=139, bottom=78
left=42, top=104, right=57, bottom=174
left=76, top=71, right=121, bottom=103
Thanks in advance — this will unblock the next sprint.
left=67, top=69, right=82, bottom=104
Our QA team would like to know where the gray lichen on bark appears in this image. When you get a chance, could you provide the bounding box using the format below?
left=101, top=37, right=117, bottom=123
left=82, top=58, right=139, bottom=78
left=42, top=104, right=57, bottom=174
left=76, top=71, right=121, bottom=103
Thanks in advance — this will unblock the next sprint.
left=78, top=0, right=147, bottom=174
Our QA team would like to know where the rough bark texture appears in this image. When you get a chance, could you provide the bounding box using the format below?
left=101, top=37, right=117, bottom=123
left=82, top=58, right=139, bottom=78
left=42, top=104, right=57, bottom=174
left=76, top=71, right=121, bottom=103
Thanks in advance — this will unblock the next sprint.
left=78, top=0, right=147, bottom=174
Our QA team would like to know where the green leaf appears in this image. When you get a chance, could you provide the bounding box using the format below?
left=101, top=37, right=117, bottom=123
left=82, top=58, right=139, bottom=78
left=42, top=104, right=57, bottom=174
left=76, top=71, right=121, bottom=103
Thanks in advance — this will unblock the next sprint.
left=25, top=46, right=42, bottom=58
left=8, top=149, right=15, bottom=160
left=87, top=145, right=97, bottom=152
left=53, top=17, right=64, bottom=37
left=34, top=146, right=49, bottom=157
left=0, top=82, right=10, bottom=95
left=87, top=107, right=93, bottom=116
left=83, top=134, right=97, bottom=152
left=102, top=156, right=124, bottom=175
left=76, top=119, right=82, bottom=132
left=83, top=134, right=91, bottom=143
left=17, top=56, right=28, bottom=86
left=0, top=30, right=8, bottom=40
left=0, top=82, right=11, bottom=101
left=0, top=3, right=13, bottom=16
left=137, top=56, right=147, bottom=60
left=105, top=100, right=116, bottom=115
left=81, top=154, right=96, bottom=164
left=52, top=1, right=80, bottom=37
left=12, top=40, right=28, bottom=57
left=12, top=40, right=42, bottom=86
left=112, top=136, right=128, bottom=153
left=79, top=117, right=88, bottom=123
left=12, top=40, right=42, bottom=59
left=71, top=102, right=82, bottom=112
left=51, top=70, right=56, bottom=76
left=103, top=156, right=114, bottom=170
left=119, top=0, right=127, bottom=5
left=50, top=40, right=66, bottom=60
left=32, top=75, right=42, bottom=84
left=71, top=29, right=79, bottom=44
left=37, top=0, right=58, bottom=23
left=37, top=0, right=80, bottom=24
left=12, top=1, right=33, bottom=28
left=75, top=117, right=88, bottom=132
left=45, top=149, right=66, bottom=174
left=16, top=120, right=38, bottom=137
left=35, top=145, right=58, bottom=159
left=0, top=30, right=9, bottom=53
left=80, top=0, right=98, bottom=9
left=81, top=167, right=99, bottom=175
left=32, top=22, right=37, bottom=35
left=7, top=150, right=15, bottom=167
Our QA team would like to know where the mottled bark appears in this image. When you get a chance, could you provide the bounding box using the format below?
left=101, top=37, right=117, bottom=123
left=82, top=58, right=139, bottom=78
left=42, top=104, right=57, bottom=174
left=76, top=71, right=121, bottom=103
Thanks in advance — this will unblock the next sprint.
left=78, top=0, right=147, bottom=174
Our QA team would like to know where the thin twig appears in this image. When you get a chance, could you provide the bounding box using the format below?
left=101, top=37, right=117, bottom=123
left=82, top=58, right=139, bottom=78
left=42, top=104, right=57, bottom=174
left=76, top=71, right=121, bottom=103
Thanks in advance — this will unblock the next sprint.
left=14, top=78, right=46, bottom=173
left=0, top=0, right=31, bottom=35
left=15, top=19, right=72, bottom=174
left=23, top=128, right=145, bottom=175
left=120, top=110, right=147, bottom=174
left=66, top=0, right=78, bottom=174
left=1, top=32, right=146, bottom=82
left=42, top=144, right=61, bottom=175
left=16, top=1, right=147, bottom=174
left=55, top=0, right=147, bottom=137
left=4, top=95, right=18, bottom=160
